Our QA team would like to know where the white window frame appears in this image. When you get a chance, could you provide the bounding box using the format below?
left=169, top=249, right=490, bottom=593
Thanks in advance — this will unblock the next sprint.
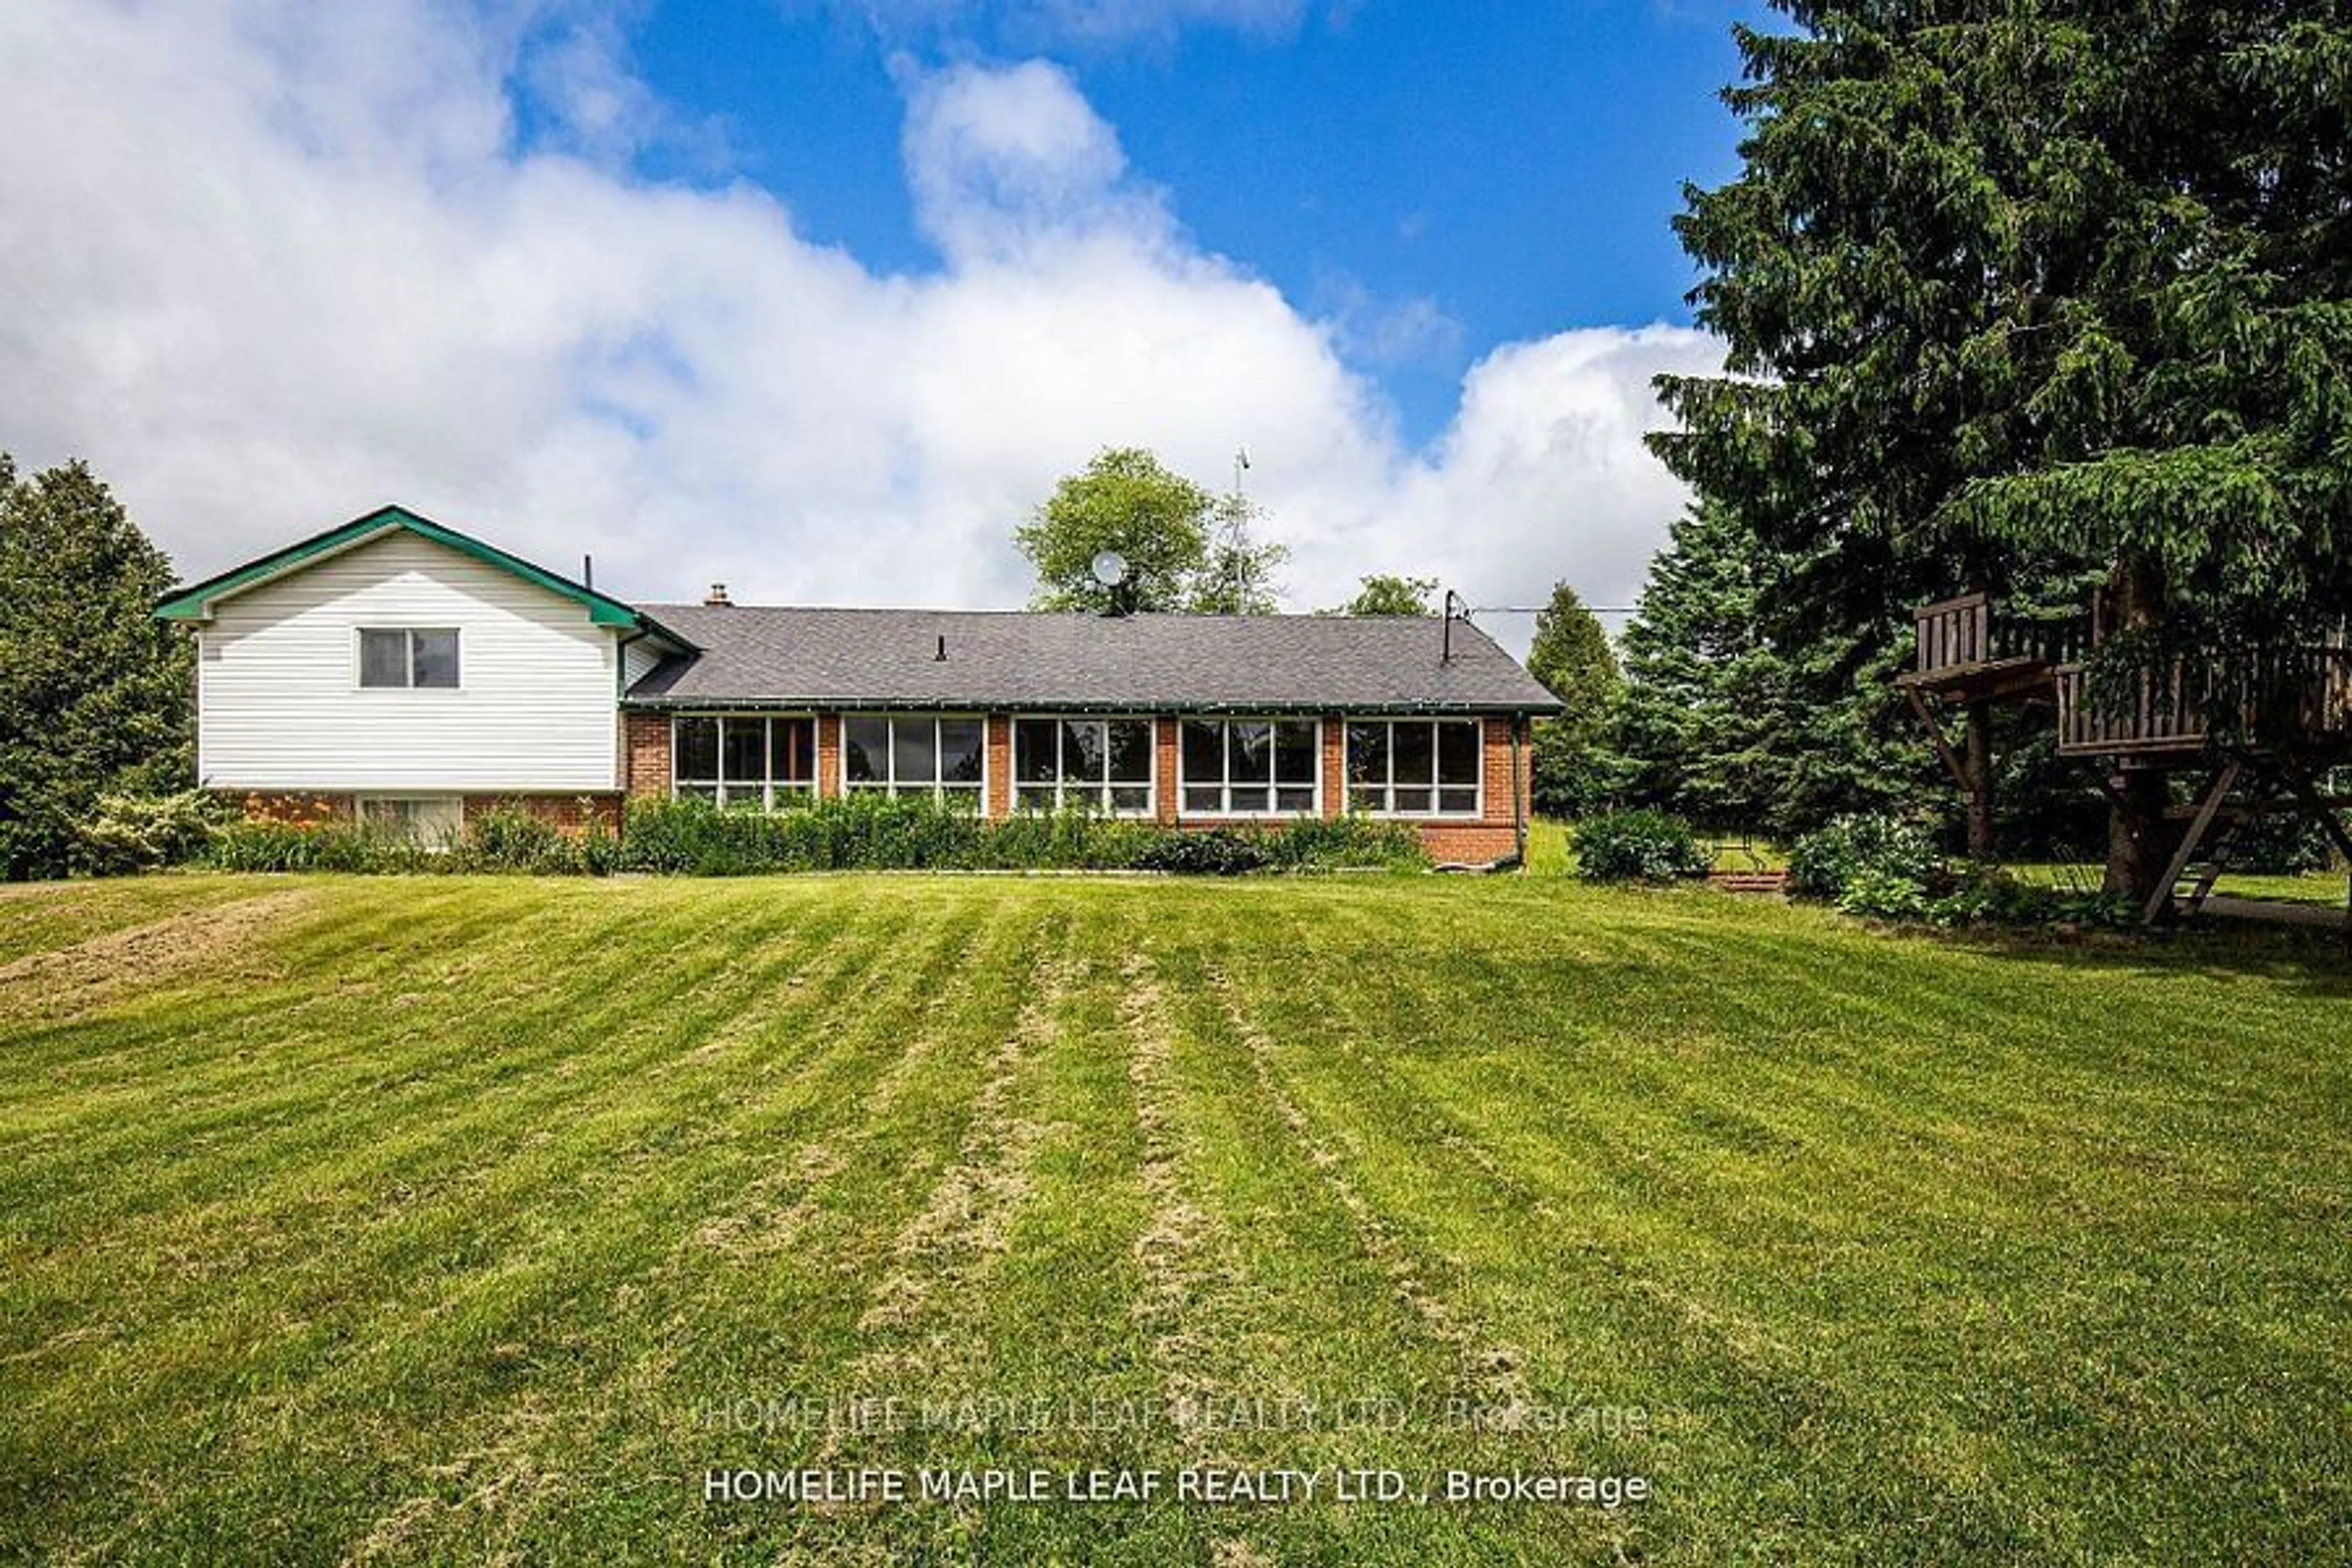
left=356, top=794, right=464, bottom=843
left=1344, top=717, right=1485, bottom=818
left=840, top=713, right=989, bottom=808
left=1176, top=715, right=1322, bottom=819
left=1011, top=715, right=1157, bottom=816
left=670, top=714, right=818, bottom=809
left=356, top=627, right=461, bottom=691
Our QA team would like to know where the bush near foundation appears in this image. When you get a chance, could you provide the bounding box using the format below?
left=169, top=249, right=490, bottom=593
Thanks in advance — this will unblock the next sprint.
left=97, top=792, right=1431, bottom=877
left=1572, top=810, right=1710, bottom=883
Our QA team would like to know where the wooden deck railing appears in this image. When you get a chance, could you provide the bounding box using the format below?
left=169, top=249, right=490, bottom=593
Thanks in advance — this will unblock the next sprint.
left=1912, top=594, right=2093, bottom=679
left=1913, top=594, right=1991, bottom=676
left=2056, top=646, right=2352, bottom=756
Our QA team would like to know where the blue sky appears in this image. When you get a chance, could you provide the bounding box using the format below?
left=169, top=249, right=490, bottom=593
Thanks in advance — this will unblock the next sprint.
left=1, top=1, right=1763, bottom=631
left=623, top=1, right=1761, bottom=445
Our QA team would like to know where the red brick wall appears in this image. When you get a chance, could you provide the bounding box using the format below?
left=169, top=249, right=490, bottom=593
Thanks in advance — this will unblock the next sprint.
left=1320, top=712, right=1345, bottom=820
left=615, top=707, right=1531, bottom=866
left=624, top=710, right=670, bottom=797
left=1155, top=717, right=1180, bottom=826
left=227, top=790, right=622, bottom=835
left=986, top=715, right=1013, bottom=817
left=234, top=791, right=353, bottom=826
left=816, top=714, right=842, bottom=798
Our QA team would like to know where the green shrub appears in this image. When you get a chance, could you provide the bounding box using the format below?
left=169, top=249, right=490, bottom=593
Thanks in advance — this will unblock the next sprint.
left=579, top=815, right=622, bottom=876
left=2228, top=810, right=2335, bottom=875
left=1132, top=829, right=1271, bottom=876
left=1787, top=814, right=1943, bottom=902
left=1837, top=865, right=1934, bottom=922
left=616, top=796, right=1427, bottom=877
left=1572, top=810, right=1709, bottom=883
left=74, top=790, right=232, bottom=876
left=456, top=809, right=579, bottom=874
left=207, top=820, right=437, bottom=873
left=193, top=794, right=1435, bottom=879
left=1257, top=813, right=1429, bottom=872
left=1907, top=868, right=2136, bottom=930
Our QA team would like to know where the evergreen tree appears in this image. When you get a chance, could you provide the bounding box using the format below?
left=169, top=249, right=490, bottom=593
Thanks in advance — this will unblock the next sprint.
left=0, top=458, right=193, bottom=879
left=1523, top=582, right=1627, bottom=818
left=1616, top=503, right=1809, bottom=831
left=1525, top=583, right=1621, bottom=722
left=1653, top=4, right=2352, bottom=895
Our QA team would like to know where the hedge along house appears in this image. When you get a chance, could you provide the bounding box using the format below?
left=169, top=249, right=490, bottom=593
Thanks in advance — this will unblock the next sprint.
left=158, top=506, right=1562, bottom=864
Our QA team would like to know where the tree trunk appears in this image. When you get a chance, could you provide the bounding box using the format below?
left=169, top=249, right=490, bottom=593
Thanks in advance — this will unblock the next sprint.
left=2101, top=554, right=2178, bottom=903
left=1963, top=701, right=1997, bottom=863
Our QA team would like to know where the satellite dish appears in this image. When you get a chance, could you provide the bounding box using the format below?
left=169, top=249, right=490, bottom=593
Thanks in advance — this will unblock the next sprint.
left=1090, top=550, right=1129, bottom=588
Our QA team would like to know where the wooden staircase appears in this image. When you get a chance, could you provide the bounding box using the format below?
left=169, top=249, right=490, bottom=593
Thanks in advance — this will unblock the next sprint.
left=1708, top=870, right=1789, bottom=894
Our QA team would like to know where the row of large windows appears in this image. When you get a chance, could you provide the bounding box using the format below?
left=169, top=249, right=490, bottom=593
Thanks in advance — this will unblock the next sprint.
left=670, top=715, right=1487, bottom=816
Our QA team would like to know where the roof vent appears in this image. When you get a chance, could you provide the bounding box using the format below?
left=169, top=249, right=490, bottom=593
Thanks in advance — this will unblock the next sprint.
left=935, top=634, right=948, bottom=662
left=704, top=583, right=732, bottom=607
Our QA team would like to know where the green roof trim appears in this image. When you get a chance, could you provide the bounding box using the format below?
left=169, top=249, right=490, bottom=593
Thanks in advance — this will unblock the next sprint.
left=152, top=504, right=693, bottom=649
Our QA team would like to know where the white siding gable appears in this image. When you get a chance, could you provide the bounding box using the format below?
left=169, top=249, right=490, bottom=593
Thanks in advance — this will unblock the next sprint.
left=197, top=530, right=622, bottom=793
left=622, top=634, right=668, bottom=690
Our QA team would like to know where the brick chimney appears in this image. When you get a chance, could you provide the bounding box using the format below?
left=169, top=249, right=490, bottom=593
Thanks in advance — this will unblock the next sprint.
left=704, top=583, right=731, bottom=607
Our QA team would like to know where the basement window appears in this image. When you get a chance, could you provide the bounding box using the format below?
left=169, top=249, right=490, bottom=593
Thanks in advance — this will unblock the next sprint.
left=672, top=715, right=815, bottom=808
left=358, top=628, right=460, bottom=689
left=1014, top=718, right=1154, bottom=815
left=1178, top=717, right=1319, bottom=816
left=358, top=796, right=462, bottom=842
left=1346, top=718, right=1482, bottom=816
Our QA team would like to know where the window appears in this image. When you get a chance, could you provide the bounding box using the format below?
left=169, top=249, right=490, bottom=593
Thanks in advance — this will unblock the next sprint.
left=358, top=628, right=459, bottom=689
left=357, top=796, right=462, bottom=842
left=843, top=715, right=985, bottom=807
left=1346, top=718, right=1481, bottom=816
left=671, top=715, right=815, bottom=808
left=1179, top=718, right=1319, bottom=816
left=1014, top=718, right=1153, bottom=815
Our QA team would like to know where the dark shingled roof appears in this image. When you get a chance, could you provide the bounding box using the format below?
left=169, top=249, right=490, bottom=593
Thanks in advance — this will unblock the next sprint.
left=626, top=606, right=1562, bottom=715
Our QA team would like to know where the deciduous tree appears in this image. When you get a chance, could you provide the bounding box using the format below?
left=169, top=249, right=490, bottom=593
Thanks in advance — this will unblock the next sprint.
left=1330, top=575, right=1437, bottom=617
left=1017, top=447, right=1287, bottom=614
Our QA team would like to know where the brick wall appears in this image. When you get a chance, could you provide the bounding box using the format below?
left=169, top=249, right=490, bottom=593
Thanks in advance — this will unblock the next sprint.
left=1319, top=712, right=1345, bottom=820
left=227, top=790, right=622, bottom=834
left=1154, top=717, right=1180, bottom=826
left=986, top=715, right=1013, bottom=818
left=614, top=707, right=1532, bottom=866
left=624, top=710, right=670, bottom=797
left=816, top=714, right=841, bottom=798
left=233, top=791, right=353, bottom=825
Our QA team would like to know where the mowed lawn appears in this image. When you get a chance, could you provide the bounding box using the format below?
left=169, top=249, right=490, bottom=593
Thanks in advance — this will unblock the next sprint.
left=1, top=875, right=2345, bottom=1565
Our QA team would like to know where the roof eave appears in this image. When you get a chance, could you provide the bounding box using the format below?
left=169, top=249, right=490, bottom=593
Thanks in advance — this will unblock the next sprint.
left=622, top=694, right=1559, bottom=715
left=151, top=504, right=698, bottom=650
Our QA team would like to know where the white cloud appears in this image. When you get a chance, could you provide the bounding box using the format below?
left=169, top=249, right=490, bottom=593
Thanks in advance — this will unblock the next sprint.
left=1312, top=271, right=1466, bottom=371
left=0, top=1, right=1714, bottom=650
left=815, top=0, right=1320, bottom=51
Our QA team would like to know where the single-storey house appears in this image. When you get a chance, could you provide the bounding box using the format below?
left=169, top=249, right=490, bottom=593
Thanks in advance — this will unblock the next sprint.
left=156, top=506, right=1563, bottom=863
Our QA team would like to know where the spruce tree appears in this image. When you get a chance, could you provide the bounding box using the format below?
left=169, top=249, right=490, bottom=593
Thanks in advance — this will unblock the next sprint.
left=1524, top=582, right=1628, bottom=818
left=0, top=459, right=194, bottom=879
left=1652, top=3, right=2352, bottom=896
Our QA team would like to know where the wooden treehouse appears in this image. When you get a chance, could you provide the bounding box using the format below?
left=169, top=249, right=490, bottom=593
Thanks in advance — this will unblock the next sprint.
left=1899, top=592, right=2352, bottom=929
